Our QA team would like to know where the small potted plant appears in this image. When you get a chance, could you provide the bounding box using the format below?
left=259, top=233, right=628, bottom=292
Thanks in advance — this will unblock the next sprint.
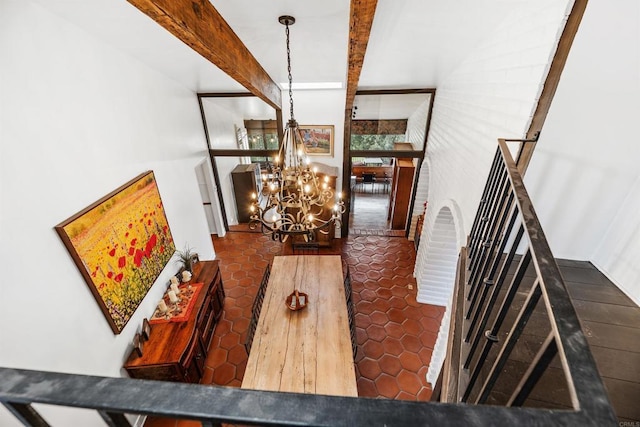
left=175, top=245, right=196, bottom=273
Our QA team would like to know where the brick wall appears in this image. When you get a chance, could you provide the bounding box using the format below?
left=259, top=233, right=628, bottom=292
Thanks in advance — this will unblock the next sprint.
left=412, top=0, right=574, bottom=385
left=415, top=1, right=572, bottom=305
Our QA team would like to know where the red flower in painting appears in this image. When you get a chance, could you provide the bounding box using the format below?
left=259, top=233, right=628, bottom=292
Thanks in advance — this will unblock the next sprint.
left=99, top=282, right=106, bottom=289
left=162, top=225, right=168, bottom=235
left=147, top=219, right=152, bottom=226
left=130, top=238, right=137, bottom=246
left=109, top=248, right=116, bottom=257
left=134, top=249, right=144, bottom=267
left=118, top=256, right=126, bottom=268
left=128, top=223, right=133, bottom=229
left=159, top=245, right=165, bottom=253
left=107, top=271, right=114, bottom=279
left=144, top=234, right=157, bottom=258
left=114, top=273, right=123, bottom=283
left=128, top=247, right=135, bottom=256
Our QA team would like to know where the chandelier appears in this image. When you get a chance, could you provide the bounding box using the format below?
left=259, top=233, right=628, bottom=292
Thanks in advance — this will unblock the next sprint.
left=249, top=15, right=345, bottom=242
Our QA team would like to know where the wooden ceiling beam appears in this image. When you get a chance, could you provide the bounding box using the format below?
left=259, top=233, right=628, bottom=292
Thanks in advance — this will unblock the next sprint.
left=345, top=0, right=378, bottom=109
left=127, top=0, right=281, bottom=110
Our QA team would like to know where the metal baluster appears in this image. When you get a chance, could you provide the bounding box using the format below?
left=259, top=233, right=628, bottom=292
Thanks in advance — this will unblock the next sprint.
left=465, top=212, right=522, bottom=349
left=466, top=182, right=513, bottom=313
left=507, top=331, right=558, bottom=407
left=475, top=281, right=542, bottom=404
left=2, top=402, right=50, bottom=427
left=468, top=149, right=500, bottom=251
left=98, top=411, right=132, bottom=427
left=461, top=246, right=531, bottom=401
left=468, top=150, right=503, bottom=261
left=468, top=165, right=508, bottom=279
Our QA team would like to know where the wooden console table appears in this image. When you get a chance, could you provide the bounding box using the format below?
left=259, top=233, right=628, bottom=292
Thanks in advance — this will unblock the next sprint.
left=124, top=260, right=224, bottom=383
left=242, top=255, right=357, bottom=397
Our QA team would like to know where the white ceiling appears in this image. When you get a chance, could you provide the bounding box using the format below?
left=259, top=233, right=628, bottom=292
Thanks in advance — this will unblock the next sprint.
left=32, top=0, right=526, bottom=92
left=30, top=0, right=524, bottom=109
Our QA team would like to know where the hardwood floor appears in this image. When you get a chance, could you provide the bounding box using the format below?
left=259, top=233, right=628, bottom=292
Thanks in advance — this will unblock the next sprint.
left=560, top=260, right=640, bottom=422
left=464, top=258, right=640, bottom=421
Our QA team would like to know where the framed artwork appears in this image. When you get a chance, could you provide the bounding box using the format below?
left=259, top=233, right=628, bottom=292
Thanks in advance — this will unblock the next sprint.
left=299, top=125, right=334, bottom=156
left=55, top=171, right=175, bottom=334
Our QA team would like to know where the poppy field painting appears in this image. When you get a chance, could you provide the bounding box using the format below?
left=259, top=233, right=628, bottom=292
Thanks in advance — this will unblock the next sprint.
left=55, top=171, right=175, bottom=334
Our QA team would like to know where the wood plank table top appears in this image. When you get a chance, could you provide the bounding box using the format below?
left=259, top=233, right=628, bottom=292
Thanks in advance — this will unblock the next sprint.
left=241, top=255, right=357, bottom=397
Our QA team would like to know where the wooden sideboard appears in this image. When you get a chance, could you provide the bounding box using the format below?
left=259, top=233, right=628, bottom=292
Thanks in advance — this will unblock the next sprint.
left=124, top=260, right=225, bottom=383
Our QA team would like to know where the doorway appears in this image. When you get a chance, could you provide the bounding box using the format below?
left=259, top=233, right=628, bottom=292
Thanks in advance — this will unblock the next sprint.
left=344, top=89, right=435, bottom=237
left=349, top=156, right=394, bottom=235
left=195, top=159, right=225, bottom=236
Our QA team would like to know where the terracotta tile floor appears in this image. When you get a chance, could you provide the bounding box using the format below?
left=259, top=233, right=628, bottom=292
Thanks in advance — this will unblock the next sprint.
left=145, top=232, right=444, bottom=426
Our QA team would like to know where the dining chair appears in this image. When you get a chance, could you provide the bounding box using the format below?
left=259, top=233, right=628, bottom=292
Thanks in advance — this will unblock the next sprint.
left=244, top=315, right=257, bottom=354
left=382, top=172, right=391, bottom=193
left=361, top=173, right=375, bottom=193
left=343, top=267, right=357, bottom=357
left=252, top=264, right=271, bottom=320
left=343, top=267, right=352, bottom=304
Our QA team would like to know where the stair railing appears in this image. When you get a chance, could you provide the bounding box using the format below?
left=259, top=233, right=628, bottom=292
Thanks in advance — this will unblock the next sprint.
left=440, top=138, right=616, bottom=425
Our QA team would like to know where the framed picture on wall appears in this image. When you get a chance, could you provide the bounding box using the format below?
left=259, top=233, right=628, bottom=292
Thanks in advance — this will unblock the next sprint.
left=55, top=171, right=176, bottom=334
left=299, top=125, right=334, bottom=156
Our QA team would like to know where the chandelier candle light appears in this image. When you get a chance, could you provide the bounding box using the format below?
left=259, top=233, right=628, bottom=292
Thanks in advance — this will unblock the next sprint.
left=249, top=16, right=345, bottom=242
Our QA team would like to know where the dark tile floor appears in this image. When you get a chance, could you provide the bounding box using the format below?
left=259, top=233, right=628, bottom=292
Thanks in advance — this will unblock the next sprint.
left=145, top=231, right=444, bottom=427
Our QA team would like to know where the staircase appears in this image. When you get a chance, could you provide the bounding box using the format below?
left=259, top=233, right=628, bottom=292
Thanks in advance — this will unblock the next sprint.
left=434, top=139, right=618, bottom=425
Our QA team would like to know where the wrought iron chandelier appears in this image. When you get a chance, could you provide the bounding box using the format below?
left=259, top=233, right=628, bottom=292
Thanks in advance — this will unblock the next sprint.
left=249, top=15, right=345, bottom=242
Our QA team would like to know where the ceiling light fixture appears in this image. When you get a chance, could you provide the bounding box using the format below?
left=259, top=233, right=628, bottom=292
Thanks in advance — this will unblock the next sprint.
left=249, top=15, right=344, bottom=242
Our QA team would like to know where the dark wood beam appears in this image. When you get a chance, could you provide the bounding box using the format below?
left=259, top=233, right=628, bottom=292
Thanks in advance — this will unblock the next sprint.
left=127, top=0, right=282, bottom=110
left=517, top=0, right=587, bottom=174
left=345, top=0, right=378, bottom=109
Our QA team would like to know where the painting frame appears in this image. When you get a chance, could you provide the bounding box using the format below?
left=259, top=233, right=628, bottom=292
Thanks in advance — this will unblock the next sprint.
left=299, top=125, right=334, bottom=156
left=55, top=171, right=175, bottom=334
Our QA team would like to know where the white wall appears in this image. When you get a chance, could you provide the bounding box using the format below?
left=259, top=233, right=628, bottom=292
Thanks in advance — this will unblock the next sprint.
left=0, top=2, right=213, bottom=424
left=524, top=1, right=640, bottom=304
left=286, top=89, right=346, bottom=192
left=201, top=98, right=249, bottom=225
left=406, top=97, right=432, bottom=239
left=405, top=96, right=431, bottom=151
left=415, top=1, right=573, bottom=305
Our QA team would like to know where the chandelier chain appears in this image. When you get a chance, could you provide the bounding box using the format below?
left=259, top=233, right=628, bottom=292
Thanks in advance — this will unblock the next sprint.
left=285, top=22, right=294, bottom=121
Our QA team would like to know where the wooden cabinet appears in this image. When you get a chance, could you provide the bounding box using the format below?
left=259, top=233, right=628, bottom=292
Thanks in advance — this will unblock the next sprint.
left=124, top=260, right=225, bottom=383
left=388, top=158, right=415, bottom=230
left=231, top=163, right=260, bottom=223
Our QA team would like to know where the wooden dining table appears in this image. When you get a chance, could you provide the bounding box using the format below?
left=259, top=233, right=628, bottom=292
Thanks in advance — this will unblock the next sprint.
left=241, top=255, right=358, bottom=397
